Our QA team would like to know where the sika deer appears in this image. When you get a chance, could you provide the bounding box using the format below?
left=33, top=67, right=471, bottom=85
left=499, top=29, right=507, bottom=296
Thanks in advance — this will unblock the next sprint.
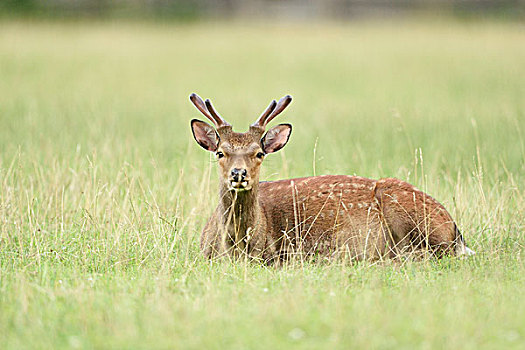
left=190, top=93, right=475, bottom=263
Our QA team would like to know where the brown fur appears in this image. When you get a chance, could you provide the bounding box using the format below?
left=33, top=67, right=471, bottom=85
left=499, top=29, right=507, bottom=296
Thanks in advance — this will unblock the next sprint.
left=201, top=174, right=464, bottom=263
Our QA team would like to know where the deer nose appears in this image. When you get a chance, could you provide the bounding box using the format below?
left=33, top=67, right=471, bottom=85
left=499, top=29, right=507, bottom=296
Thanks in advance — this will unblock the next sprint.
left=231, top=168, right=247, bottom=182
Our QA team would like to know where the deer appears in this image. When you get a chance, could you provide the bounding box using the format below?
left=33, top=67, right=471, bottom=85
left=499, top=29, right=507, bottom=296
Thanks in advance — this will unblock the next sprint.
left=189, top=93, right=475, bottom=264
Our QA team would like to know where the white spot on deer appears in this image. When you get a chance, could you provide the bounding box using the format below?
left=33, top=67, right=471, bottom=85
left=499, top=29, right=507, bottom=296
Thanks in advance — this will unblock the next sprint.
left=317, top=192, right=324, bottom=198
left=338, top=183, right=344, bottom=188
left=344, top=189, right=350, bottom=194
left=320, top=184, right=326, bottom=189
left=327, top=210, right=335, bottom=218
left=358, top=203, right=363, bottom=208
left=351, top=183, right=359, bottom=188
left=347, top=203, right=354, bottom=209
left=320, top=212, right=325, bottom=218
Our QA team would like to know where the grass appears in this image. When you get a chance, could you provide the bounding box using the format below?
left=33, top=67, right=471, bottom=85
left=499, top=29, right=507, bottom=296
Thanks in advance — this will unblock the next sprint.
left=0, top=19, right=524, bottom=349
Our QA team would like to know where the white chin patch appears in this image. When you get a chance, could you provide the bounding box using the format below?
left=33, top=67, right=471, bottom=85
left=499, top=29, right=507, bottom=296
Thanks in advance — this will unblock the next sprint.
left=230, top=181, right=250, bottom=191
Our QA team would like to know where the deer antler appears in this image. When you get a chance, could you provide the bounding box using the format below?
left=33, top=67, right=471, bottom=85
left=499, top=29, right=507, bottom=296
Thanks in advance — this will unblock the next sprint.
left=189, top=93, right=230, bottom=128
left=251, top=95, right=292, bottom=129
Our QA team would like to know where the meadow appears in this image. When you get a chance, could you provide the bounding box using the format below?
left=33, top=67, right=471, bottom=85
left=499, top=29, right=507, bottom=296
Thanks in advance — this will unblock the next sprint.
left=0, top=19, right=524, bottom=349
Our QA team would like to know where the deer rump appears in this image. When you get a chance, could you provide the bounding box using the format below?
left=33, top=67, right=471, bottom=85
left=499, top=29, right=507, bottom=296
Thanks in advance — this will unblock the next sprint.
left=189, top=93, right=474, bottom=264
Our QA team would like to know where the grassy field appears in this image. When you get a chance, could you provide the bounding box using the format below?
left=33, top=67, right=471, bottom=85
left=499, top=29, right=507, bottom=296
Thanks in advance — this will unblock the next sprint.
left=0, top=19, right=524, bottom=349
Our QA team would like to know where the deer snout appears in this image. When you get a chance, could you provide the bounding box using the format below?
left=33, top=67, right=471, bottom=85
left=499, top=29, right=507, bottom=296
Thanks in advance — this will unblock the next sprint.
left=231, top=168, right=247, bottom=182
left=230, top=168, right=250, bottom=190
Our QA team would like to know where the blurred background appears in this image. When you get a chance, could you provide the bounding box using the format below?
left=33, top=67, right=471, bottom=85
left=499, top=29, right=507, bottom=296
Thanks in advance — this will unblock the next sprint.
left=2, top=0, right=525, bottom=20
left=1, top=0, right=524, bottom=200
left=2, top=0, right=524, bottom=184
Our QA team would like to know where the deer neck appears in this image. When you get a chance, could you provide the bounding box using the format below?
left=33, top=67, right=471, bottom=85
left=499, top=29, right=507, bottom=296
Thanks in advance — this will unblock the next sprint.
left=218, top=183, right=260, bottom=246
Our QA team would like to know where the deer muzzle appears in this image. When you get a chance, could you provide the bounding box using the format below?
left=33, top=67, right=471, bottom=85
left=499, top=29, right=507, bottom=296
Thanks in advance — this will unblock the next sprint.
left=230, top=168, right=250, bottom=191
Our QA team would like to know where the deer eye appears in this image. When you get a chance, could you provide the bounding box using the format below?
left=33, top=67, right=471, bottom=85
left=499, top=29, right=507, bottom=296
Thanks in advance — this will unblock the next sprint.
left=256, top=152, right=265, bottom=159
left=216, top=151, right=224, bottom=159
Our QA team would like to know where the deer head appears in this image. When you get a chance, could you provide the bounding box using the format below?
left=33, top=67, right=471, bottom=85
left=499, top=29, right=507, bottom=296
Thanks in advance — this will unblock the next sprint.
left=190, top=93, right=292, bottom=192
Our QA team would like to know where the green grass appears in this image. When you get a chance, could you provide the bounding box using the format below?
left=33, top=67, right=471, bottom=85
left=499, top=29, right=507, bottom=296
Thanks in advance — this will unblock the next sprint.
left=0, top=19, right=524, bottom=349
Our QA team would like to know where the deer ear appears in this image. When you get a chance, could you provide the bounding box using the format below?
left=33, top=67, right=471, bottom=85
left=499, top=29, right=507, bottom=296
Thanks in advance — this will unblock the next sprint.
left=191, top=119, right=219, bottom=152
left=261, top=123, right=292, bottom=154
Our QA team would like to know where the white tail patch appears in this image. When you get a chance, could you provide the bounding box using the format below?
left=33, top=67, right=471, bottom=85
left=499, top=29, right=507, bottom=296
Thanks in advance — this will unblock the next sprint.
left=456, top=242, right=476, bottom=257
left=465, top=247, right=476, bottom=256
